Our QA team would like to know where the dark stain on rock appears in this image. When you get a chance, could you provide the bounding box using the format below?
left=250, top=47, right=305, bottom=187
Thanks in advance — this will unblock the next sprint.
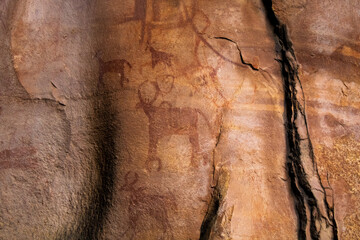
left=57, top=88, right=117, bottom=239
left=82, top=92, right=116, bottom=239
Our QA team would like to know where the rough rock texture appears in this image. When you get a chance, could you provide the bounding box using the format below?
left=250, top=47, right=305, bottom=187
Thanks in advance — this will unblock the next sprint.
left=0, top=0, right=359, bottom=239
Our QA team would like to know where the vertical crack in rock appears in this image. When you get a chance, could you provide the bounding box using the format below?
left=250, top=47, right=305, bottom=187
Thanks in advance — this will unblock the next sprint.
left=262, top=1, right=338, bottom=239
left=199, top=176, right=222, bottom=240
left=200, top=111, right=230, bottom=240
left=201, top=115, right=223, bottom=239
left=212, top=113, right=224, bottom=184
left=200, top=168, right=230, bottom=240
left=200, top=35, right=267, bottom=239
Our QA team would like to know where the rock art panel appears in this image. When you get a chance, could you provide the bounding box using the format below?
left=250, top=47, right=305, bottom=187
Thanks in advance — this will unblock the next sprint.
left=0, top=0, right=359, bottom=239
left=97, top=0, right=299, bottom=239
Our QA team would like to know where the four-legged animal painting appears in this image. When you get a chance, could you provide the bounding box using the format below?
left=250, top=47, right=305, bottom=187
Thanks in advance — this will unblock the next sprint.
left=95, top=52, right=132, bottom=88
left=137, top=80, right=212, bottom=171
left=119, top=171, right=176, bottom=239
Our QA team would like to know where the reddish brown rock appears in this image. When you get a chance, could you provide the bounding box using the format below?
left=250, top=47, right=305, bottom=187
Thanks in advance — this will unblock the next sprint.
left=0, top=0, right=359, bottom=239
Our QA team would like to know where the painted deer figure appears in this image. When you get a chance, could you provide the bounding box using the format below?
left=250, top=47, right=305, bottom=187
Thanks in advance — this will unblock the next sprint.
left=137, top=81, right=211, bottom=171
left=95, top=52, right=132, bottom=88
left=119, top=172, right=176, bottom=239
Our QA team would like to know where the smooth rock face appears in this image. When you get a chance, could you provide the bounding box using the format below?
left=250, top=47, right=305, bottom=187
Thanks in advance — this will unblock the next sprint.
left=0, top=0, right=358, bottom=239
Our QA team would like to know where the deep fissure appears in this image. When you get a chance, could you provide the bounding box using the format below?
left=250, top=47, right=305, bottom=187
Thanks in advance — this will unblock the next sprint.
left=261, top=1, right=338, bottom=239
left=200, top=111, right=224, bottom=239
left=199, top=167, right=230, bottom=240
left=199, top=178, right=222, bottom=240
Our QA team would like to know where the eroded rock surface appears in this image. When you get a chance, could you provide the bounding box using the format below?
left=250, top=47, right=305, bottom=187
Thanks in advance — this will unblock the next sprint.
left=0, top=0, right=359, bottom=239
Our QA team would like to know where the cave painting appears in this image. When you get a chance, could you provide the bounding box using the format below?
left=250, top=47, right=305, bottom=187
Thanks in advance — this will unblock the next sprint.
left=117, top=0, right=258, bottom=71
left=118, top=0, right=210, bottom=52
left=95, top=52, right=132, bottom=88
left=146, top=43, right=173, bottom=69
left=118, top=0, right=187, bottom=43
left=116, top=0, right=263, bottom=70
left=189, top=65, right=230, bottom=108
left=137, top=79, right=212, bottom=171
left=0, top=146, right=39, bottom=170
left=119, top=171, right=176, bottom=239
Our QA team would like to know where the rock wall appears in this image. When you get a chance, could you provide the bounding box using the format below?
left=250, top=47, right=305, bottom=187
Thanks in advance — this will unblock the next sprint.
left=0, top=0, right=359, bottom=239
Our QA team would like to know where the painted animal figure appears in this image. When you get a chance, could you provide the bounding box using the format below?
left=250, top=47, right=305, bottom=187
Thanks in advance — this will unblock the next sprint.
left=95, top=53, right=132, bottom=88
left=147, top=45, right=173, bottom=69
left=119, top=172, right=176, bottom=239
left=137, top=81, right=211, bottom=171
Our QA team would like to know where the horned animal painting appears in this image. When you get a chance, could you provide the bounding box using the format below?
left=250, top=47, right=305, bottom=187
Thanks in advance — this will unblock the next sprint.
left=95, top=52, right=132, bottom=88
left=137, top=79, right=211, bottom=171
left=119, top=171, right=176, bottom=239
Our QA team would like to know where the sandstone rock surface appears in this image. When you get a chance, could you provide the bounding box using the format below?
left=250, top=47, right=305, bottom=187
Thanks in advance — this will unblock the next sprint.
left=0, top=0, right=359, bottom=239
